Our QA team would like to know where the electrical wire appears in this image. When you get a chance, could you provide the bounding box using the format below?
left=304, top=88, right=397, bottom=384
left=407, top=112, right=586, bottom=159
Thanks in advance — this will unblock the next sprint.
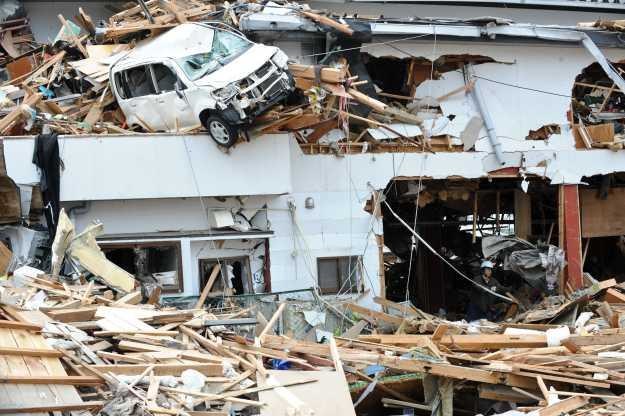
left=181, top=136, right=227, bottom=301
left=469, top=74, right=572, bottom=98
left=296, top=33, right=432, bottom=59
left=384, top=200, right=513, bottom=303
left=401, top=29, right=437, bottom=315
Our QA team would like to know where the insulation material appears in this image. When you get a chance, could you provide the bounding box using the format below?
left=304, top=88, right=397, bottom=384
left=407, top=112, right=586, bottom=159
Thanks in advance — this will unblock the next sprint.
left=68, top=222, right=135, bottom=292
left=367, top=123, right=422, bottom=140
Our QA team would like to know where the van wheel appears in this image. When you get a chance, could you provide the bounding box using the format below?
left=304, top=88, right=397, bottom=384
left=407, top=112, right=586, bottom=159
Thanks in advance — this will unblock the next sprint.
left=205, top=115, right=239, bottom=148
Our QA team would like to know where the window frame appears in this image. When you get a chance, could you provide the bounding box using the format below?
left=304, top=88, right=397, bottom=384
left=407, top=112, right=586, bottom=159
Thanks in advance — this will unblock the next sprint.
left=121, top=64, right=158, bottom=99
left=149, top=62, right=185, bottom=94
left=100, top=240, right=184, bottom=294
left=198, top=256, right=253, bottom=296
left=316, top=256, right=362, bottom=295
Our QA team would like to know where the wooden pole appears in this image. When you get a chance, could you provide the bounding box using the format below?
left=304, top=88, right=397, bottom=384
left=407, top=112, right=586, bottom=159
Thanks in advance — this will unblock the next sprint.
left=259, top=302, right=286, bottom=340
left=376, top=234, right=386, bottom=309
left=472, top=191, right=478, bottom=243
left=561, top=185, right=584, bottom=291
left=195, top=264, right=221, bottom=309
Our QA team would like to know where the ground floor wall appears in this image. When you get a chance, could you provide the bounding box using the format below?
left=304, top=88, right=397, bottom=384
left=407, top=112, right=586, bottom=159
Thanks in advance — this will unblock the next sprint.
left=62, top=189, right=382, bottom=308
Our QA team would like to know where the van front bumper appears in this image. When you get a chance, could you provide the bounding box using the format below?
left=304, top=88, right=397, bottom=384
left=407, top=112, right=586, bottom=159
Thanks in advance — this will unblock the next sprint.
left=220, top=72, right=294, bottom=126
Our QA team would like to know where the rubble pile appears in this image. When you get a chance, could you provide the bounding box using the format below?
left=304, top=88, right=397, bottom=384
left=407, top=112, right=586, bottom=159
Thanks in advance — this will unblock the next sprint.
left=0, top=1, right=489, bottom=152
left=3, top=215, right=625, bottom=414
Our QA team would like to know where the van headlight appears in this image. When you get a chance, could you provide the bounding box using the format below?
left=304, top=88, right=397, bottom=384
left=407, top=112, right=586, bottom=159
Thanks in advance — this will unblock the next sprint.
left=272, top=50, right=289, bottom=69
left=212, top=84, right=238, bottom=101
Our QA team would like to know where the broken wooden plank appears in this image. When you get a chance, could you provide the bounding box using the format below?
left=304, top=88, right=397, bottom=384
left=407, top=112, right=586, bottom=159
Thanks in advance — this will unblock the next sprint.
left=0, top=401, right=105, bottom=414
left=0, top=320, right=42, bottom=331
left=0, top=347, right=63, bottom=358
left=87, top=363, right=223, bottom=376
left=195, top=264, right=220, bottom=308
left=0, top=375, right=103, bottom=385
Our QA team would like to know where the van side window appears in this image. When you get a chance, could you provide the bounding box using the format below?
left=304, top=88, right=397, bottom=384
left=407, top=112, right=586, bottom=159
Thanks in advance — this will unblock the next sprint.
left=113, top=72, right=130, bottom=99
left=152, top=64, right=181, bottom=93
left=125, top=65, right=155, bottom=98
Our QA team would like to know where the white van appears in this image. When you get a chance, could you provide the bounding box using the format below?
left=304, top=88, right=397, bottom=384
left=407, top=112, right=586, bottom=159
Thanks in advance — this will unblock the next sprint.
left=110, top=22, right=293, bottom=147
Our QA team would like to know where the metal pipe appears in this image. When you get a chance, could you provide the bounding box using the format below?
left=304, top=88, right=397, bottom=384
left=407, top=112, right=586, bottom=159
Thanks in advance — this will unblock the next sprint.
left=465, top=63, right=505, bottom=166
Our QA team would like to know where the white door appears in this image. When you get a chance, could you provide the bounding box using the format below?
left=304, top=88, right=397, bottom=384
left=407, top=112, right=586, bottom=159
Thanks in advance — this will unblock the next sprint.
left=150, top=63, right=197, bottom=131
left=118, top=65, right=167, bottom=131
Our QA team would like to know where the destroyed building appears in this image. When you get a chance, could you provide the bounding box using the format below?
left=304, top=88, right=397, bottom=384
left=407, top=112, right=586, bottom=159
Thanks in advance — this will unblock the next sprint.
left=5, top=0, right=625, bottom=415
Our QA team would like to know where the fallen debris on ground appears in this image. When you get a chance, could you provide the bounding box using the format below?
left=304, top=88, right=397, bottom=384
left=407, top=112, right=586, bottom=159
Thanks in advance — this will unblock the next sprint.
left=3, top=215, right=625, bottom=414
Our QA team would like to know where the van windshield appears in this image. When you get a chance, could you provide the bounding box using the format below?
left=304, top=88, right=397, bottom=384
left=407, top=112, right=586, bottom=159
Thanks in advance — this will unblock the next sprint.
left=176, top=30, right=252, bottom=81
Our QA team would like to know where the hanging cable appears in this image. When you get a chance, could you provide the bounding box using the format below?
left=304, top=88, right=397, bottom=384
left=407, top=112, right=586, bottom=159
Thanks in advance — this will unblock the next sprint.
left=383, top=200, right=513, bottom=303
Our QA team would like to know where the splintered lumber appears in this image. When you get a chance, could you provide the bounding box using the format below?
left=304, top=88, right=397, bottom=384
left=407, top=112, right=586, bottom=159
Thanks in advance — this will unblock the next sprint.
left=432, top=324, right=449, bottom=342
left=605, top=288, right=625, bottom=304
left=0, top=375, right=103, bottom=385
left=0, top=401, right=105, bottom=414
left=376, top=355, right=536, bottom=389
left=0, top=320, right=42, bottom=331
left=195, top=264, right=221, bottom=308
left=348, top=88, right=387, bottom=113
left=567, top=334, right=625, bottom=346
left=537, top=396, right=589, bottom=416
left=360, top=334, right=547, bottom=350
left=46, top=306, right=97, bottom=322
left=259, top=303, right=286, bottom=339
left=0, top=347, right=63, bottom=357
left=288, top=64, right=347, bottom=84
left=87, top=363, right=223, bottom=376
left=300, top=11, right=354, bottom=35
left=112, top=290, right=142, bottom=306
left=93, top=330, right=179, bottom=336
left=345, top=303, right=404, bottom=326
left=0, top=93, right=41, bottom=134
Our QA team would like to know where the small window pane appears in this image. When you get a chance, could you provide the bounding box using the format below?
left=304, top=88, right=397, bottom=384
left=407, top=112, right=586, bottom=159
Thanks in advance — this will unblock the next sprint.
left=338, top=257, right=359, bottom=293
left=318, top=258, right=339, bottom=294
left=317, top=256, right=361, bottom=295
left=125, top=66, right=155, bottom=98
left=114, top=72, right=129, bottom=99
left=152, top=64, right=178, bottom=93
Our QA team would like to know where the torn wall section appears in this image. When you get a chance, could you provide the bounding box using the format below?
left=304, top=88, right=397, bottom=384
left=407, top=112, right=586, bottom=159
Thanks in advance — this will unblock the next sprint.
left=364, top=40, right=625, bottom=152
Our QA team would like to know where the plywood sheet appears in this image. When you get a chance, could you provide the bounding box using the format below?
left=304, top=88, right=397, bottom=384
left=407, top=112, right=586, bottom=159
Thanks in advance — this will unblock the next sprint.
left=0, top=241, right=11, bottom=275
left=0, top=327, right=86, bottom=415
left=258, top=370, right=356, bottom=416
left=580, top=187, right=625, bottom=238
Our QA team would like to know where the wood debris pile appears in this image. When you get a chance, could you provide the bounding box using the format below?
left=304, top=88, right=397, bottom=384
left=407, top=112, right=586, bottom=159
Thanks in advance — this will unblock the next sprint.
left=4, top=231, right=625, bottom=416
left=0, top=0, right=461, bottom=153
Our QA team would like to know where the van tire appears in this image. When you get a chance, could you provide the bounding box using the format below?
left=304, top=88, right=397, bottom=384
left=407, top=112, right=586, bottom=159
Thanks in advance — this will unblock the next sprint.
left=204, top=115, right=239, bottom=148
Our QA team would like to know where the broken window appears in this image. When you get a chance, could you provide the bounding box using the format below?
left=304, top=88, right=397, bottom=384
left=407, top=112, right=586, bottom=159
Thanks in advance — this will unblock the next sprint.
left=571, top=62, right=625, bottom=149
left=124, top=65, right=156, bottom=98
left=199, top=257, right=252, bottom=296
left=317, top=256, right=361, bottom=295
left=176, top=30, right=251, bottom=81
left=101, top=241, right=183, bottom=293
left=151, top=64, right=179, bottom=93
left=113, top=72, right=130, bottom=100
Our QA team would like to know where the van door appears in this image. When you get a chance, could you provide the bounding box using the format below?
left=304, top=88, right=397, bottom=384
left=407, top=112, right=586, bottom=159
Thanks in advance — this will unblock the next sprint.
left=150, top=63, right=197, bottom=131
left=117, top=65, right=166, bottom=131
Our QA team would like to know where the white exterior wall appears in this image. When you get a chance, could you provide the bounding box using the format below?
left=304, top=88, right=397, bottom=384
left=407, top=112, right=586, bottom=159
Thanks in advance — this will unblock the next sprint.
left=24, top=2, right=117, bottom=44
left=309, top=1, right=625, bottom=26
left=5, top=134, right=292, bottom=201
left=6, top=38, right=625, bottom=307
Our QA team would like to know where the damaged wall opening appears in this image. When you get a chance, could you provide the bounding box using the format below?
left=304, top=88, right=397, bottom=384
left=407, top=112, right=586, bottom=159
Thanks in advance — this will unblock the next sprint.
left=199, top=257, right=253, bottom=296
left=580, top=173, right=625, bottom=282
left=361, top=52, right=495, bottom=98
left=571, top=61, right=625, bottom=149
left=101, top=241, right=183, bottom=293
left=381, top=177, right=560, bottom=319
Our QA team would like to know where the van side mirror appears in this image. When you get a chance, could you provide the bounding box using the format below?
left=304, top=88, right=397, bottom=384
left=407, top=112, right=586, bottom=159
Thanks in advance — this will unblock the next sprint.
left=174, top=81, right=184, bottom=99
